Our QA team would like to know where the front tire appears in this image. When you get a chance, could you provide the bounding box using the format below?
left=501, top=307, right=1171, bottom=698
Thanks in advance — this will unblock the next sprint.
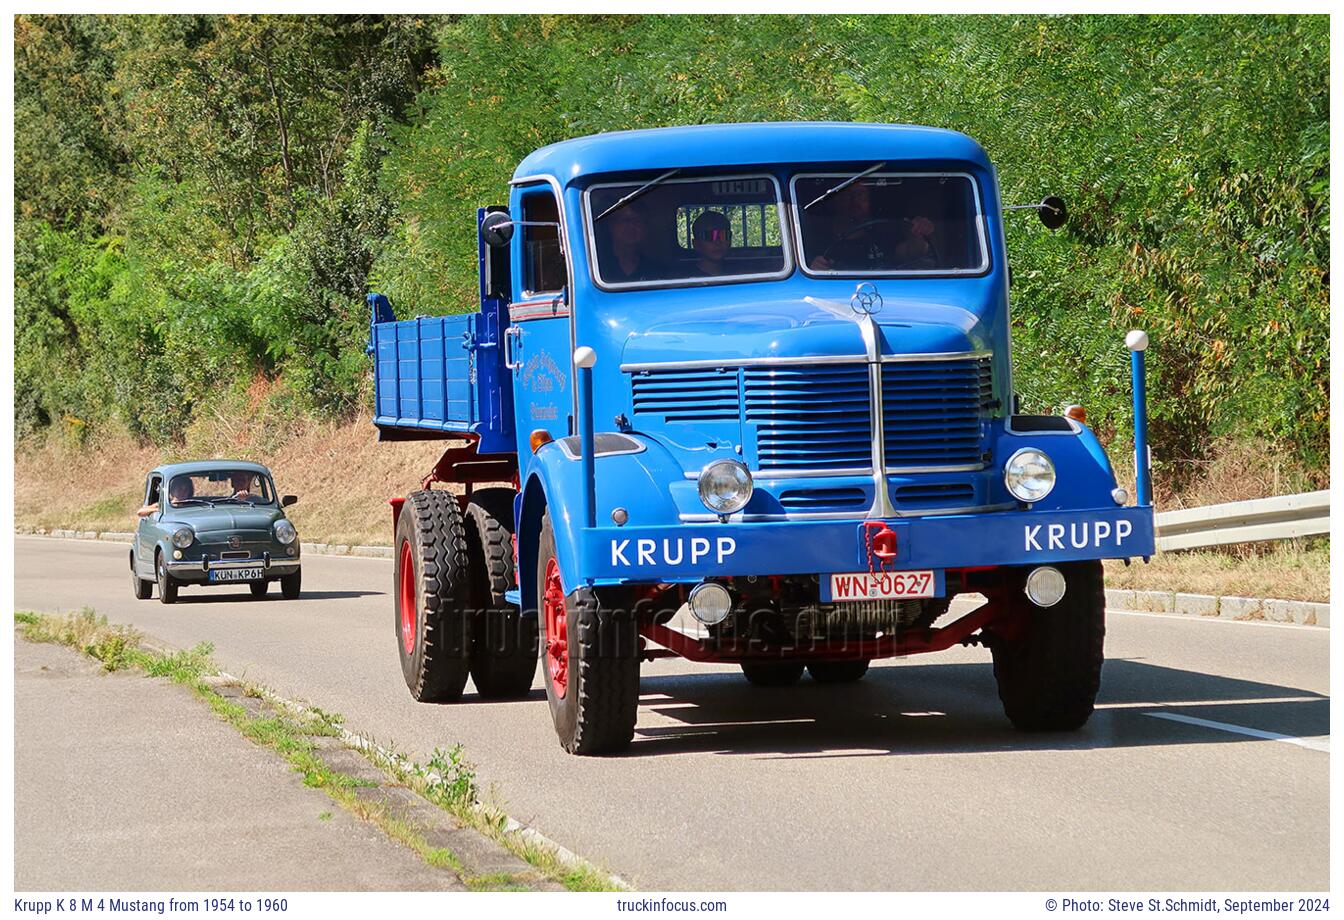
left=394, top=490, right=471, bottom=702
left=537, top=511, right=639, bottom=754
left=156, top=553, right=177, bottom=605
left=280, top=570, right=301, bottom=600
left=990, top=561, right=1106, bottom=732
left=250, top=581, right=269, bottom=599
left=464, top=488, right=537, bottom=699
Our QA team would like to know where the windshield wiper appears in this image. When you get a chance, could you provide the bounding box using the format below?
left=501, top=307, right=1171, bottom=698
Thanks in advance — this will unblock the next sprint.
left=594, top=169, right=681, bottom=221
left=213, top=497, right=255, bottom=506
left=803, top=162, right=887, bottom=211
left=171, top=499, right=211, bottom=507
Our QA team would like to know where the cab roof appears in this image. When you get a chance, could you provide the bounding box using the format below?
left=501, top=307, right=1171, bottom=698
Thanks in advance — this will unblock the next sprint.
left=512, top=122, right=992, bottom=187
left=152, top=460, right=273, bottom=478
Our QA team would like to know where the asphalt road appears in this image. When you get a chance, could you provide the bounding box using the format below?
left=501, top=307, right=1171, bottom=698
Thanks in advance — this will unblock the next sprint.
left=14, top=536, right=1330, bottom=891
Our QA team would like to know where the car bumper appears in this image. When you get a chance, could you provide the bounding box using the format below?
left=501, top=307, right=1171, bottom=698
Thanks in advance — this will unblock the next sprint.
left=166, top=557, right=301, bottom=583
left=576, top=504, right=1155, bottom=586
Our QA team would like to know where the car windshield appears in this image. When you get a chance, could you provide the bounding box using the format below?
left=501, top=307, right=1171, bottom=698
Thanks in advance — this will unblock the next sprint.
left=588, top=175, right=790, bottom=287
left=167, top=470, right=275, bottom=507
left=793, top=172, right=988, bottom=275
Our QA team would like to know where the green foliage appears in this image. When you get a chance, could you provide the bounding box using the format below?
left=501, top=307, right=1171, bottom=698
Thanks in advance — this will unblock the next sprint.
left=15, top=14, right=1328, bottom=476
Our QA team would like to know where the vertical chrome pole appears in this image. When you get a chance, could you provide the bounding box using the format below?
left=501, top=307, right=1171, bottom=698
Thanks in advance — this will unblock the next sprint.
left=1126, top=330, right=1151, bottom=506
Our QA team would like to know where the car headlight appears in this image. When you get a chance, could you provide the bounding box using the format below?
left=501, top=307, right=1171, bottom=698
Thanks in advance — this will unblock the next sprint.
left=171, top=527, right=194, bottom=549
left=697, top=459, right=753, bottom=515
left=1004, top=448, right=1056, bottom=503
left=274, top=520, right=297, bottom=545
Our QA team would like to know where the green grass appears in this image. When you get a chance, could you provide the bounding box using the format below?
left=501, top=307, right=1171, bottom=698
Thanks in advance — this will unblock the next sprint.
left=14, top=608, right=621, bottom=891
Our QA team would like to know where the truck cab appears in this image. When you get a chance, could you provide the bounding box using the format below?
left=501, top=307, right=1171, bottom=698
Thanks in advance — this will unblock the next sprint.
left=369, top=122, right=1156, bottom=755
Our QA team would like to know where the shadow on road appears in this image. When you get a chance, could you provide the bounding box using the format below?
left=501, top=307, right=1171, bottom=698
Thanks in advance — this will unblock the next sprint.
left=164, top=589, right=382, bottom=603
left=621, top=659, right=1329, bottom=758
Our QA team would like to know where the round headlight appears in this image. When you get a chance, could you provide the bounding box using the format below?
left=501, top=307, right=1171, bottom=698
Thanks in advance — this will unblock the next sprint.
left=274, top=519, right=297, bottom=545
left=1004, top=448, right=1056, bottom=503
left=171, top=527, right=194, bottom=549
left=697, top=460, right=753, bottom=515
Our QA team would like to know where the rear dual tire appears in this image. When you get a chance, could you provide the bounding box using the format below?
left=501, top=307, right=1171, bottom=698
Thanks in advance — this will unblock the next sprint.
left=395, top=490, right=473, bottom=702
left=464, top=489, right=537, bottom=699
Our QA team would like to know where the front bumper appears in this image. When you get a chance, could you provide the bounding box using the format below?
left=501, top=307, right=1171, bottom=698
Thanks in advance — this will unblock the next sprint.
left=579, top=504, right=1154, bottom=585
left=166, top=556, right=300, bottom=583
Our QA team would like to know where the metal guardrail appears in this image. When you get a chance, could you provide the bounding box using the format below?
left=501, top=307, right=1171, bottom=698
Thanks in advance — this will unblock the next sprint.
left=1155, top=491, right=1330, bottom=551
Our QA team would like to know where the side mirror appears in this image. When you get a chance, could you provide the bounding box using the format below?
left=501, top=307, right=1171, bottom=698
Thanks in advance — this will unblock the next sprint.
left=480, top=211, right=514, bottom=248
left=282, top=495, right=298, bottom=507
left=1038, top=196, right=1067, bottom=230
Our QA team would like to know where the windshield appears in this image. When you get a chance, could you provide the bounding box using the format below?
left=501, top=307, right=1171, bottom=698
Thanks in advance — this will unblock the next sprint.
left=793, top=173, right=988, bottom=275
left=167, top=470, right=275, bottom=507
left=587, top=175, right=791, bottom=287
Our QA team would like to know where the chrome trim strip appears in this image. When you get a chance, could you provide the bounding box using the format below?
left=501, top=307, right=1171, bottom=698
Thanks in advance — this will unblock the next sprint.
left=622, top=354, right=866, bottom=373
left=881, top=349, right=993, bottom=363
left=680, top=463, right=985, bottom=480
left=886, top=462, right=988, bottom=474
left=788, top=170, right=991, bottom=278
left=857, top=313, right=899, bottom=519
left=676, top=501, right=1015, bottom=524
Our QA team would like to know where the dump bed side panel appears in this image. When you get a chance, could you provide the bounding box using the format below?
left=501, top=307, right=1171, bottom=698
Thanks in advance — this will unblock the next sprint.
left=372, top=313, right=478, bottom=435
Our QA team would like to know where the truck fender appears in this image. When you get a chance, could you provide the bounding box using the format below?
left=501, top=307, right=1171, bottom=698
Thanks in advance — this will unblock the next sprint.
left=516, top=434, right=686, bottom=612
left=993, top=421, right=1122, bottom=511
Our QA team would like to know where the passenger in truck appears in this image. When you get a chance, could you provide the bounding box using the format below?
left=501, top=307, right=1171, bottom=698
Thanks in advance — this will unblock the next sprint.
left=691, top=210, right=732, bottom=276
left=604, top=204, right=652, bottom=282
left=808, top=181, right=938, bottom=271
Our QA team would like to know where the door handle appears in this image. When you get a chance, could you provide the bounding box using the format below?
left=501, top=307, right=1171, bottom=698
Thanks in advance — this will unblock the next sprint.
left=504, top=325, right=523, bottom=370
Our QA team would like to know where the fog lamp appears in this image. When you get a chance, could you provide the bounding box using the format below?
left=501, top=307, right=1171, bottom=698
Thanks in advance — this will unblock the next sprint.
left=688, top=582, right=733, bottom=626
left=1025, top=566, right=1067, bottom=607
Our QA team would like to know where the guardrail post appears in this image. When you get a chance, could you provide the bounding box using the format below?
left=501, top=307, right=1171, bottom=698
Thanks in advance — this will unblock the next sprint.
left=575, top=346, right=598, bottom=528
left=1126, top=330, right=1152, bottom=507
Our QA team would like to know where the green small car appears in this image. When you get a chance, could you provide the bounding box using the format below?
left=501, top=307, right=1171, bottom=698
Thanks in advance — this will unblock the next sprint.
left=131, top=460, right=302, bottom=604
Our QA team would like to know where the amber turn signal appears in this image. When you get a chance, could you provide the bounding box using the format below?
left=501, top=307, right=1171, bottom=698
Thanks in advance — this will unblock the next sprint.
left=1063, top=404, right=1086, bottom=424
left=530, top=429, right=553, bottom=453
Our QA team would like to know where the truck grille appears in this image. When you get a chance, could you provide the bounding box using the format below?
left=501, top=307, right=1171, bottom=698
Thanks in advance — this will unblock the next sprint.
left=628, top=354, right=993, bottom=474
left=882, top=357, right=993, bottom=468
left=745, top=365, right=871, bottom=471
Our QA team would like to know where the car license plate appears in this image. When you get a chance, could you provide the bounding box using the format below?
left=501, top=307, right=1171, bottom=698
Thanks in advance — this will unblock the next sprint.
left=209, top=567, right=263, bottom=583
left=830, top=570, right=936, bottom=601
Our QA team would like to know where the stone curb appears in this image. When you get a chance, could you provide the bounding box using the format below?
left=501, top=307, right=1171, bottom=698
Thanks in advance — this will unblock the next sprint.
left=17, top=528, right=1328, bottom=628
left=1105, top=588, right=1328, bottom=628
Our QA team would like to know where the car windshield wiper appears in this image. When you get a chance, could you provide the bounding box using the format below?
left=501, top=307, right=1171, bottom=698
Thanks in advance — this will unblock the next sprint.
left=213, top=497, right=255, bottom=506
left=171, top=499, right=211, bottom=507
left=803, top=161, right=887, bottom=211
left=594, top=169, right=681, bottom=221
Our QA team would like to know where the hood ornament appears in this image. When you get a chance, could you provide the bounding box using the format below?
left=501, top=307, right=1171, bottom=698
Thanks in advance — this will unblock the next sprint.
left=850, top=282, right=883, bottom=316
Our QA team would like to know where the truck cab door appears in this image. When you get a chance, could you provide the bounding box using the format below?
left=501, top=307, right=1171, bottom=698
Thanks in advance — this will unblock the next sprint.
left=507, top=184, right=573, bottom=442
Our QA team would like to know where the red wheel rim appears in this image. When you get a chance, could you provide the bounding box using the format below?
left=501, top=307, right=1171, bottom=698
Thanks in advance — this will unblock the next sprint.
left=543, top=557, right=568, bottom=698
left=398, top=539, right=416, bottom=657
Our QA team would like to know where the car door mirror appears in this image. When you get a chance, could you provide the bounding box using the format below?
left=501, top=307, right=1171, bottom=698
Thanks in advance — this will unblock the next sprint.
left=282, top=495, right=298, bottom=507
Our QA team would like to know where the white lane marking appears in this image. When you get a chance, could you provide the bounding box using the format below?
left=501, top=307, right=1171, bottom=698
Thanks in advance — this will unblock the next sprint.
left=1145, top=711, right=1330, bottom=753
left=1109, top=609, right=1328, bottom=631
left=1097, top=696, right=1323, bottom=710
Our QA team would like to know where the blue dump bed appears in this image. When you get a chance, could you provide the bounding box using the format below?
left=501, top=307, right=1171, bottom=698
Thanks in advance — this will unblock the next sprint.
left=367, top=291, right=515, bottom=453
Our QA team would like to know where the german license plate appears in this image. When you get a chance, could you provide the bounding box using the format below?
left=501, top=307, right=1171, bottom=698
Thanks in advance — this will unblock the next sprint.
left=830, top=570, right=935, bottom=601
left=209, top=567, right=262, bottom=583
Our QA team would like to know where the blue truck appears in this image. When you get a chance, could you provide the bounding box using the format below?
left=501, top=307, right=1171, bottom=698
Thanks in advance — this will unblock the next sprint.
left=368, top=122, right=1156, bottom=755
